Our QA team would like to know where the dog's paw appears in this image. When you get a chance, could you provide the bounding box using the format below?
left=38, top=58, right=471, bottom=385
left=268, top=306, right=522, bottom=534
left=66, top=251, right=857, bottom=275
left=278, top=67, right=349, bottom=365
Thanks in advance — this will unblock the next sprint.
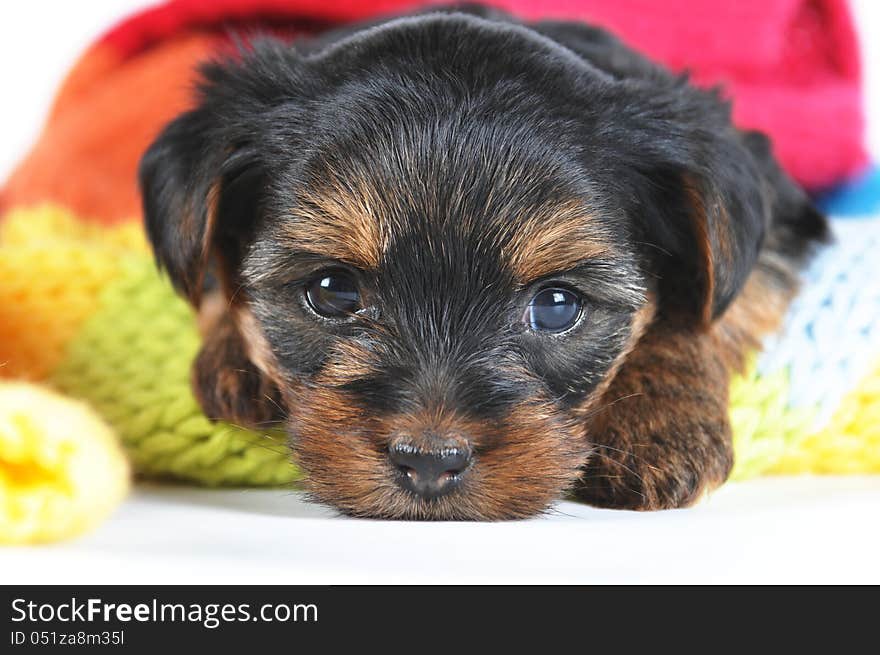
left=192, top=313, right=284, bottom=428
left=572, top=427, right=733, bottom=510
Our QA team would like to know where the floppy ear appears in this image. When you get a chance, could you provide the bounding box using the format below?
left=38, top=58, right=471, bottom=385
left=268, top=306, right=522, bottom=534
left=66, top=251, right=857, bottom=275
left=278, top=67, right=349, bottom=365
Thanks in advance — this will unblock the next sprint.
left=649, top=152, right=769, bottom=325
left=139, top=107, right=265, bottom=305
left=139, top=99, right=279, bottom=427
left=634, top=120, right=828, bottom=326
left=605, top=83, right=778, bottom=326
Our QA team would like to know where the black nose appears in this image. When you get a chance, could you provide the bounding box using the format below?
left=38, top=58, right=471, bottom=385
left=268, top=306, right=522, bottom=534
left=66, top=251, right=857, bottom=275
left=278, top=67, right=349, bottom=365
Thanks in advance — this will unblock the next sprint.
left=389, top=441, right=471, bottom=499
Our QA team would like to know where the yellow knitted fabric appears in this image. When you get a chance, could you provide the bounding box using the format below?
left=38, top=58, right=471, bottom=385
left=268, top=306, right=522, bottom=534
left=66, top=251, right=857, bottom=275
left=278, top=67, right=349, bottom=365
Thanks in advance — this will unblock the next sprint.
left=771, top=360, right=880, bottom=474
left=50, top=256, right=299, bottom=486
left=0, top=206, right=297, bottom=487
left=0, top=381, right=130, bottom=544
left=729, top=361, right=817, bottom=480
left=0, top=206, right=148, bottom=380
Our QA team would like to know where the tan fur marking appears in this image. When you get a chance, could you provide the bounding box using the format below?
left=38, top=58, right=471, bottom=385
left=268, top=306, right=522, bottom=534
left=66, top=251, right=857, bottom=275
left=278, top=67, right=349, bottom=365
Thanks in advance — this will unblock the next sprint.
left=282, top=176, right=388, bottom=270
left=182, top=179, right=222, bottom=306
left=314, top=339, right=378, bottom=387
left=506, top=200, right=612, bottom=282
left=197, top=289, right=226, bottom=337
left=682, top=175, right=716, bottom=325
left=232, top=303, right=285, bottom=385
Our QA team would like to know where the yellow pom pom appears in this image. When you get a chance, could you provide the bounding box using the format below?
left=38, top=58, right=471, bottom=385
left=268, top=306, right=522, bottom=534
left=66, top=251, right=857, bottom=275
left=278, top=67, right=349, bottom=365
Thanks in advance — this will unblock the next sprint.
left=0, top=382, right=130, bottom=544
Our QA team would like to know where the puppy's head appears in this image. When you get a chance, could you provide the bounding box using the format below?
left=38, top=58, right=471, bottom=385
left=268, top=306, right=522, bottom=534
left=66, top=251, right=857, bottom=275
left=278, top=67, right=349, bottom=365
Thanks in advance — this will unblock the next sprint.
left=140, top=13, right=776, bottom=519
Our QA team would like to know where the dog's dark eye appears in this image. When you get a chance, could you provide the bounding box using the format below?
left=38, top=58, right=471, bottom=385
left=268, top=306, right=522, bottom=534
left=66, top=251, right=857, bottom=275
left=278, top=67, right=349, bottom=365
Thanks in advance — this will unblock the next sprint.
left=305, top=270, right=361, bottom=317
left=522, top=287, right=582, bottom=332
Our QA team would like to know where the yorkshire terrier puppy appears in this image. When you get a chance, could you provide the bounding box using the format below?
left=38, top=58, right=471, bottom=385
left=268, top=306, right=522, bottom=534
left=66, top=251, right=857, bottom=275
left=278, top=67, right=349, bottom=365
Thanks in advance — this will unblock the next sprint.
left=139, top=4, right=827, bottom=519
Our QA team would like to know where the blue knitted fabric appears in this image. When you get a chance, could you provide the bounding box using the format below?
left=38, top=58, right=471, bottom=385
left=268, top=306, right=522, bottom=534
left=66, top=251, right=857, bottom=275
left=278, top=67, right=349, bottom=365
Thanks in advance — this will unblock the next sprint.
left=757, top=210, right=880, bottom=429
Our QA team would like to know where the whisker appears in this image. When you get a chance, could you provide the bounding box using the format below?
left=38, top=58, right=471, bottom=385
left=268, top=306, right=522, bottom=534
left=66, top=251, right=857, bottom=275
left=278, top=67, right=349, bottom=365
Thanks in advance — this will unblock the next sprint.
left=586, top=451, right=648, bottom=500
left=580, top=392, right=644, bottom=422
left=226, top=281, right=246, bottom=308
left=595, top=442, right=661, bottom=471
left=262, top=392, right=289, bottom=417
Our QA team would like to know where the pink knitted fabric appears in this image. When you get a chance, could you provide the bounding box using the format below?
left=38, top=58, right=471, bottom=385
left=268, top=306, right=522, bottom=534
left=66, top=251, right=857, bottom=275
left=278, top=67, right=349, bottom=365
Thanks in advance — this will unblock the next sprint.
left=500, top=0, right=867, bottom=190
left=97, top=0, right=867, bottom=190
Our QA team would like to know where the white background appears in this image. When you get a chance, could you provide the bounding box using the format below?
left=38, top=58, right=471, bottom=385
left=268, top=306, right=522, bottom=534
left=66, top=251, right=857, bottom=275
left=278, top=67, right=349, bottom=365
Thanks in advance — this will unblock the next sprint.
left=1, top=2, right=879, bottom=583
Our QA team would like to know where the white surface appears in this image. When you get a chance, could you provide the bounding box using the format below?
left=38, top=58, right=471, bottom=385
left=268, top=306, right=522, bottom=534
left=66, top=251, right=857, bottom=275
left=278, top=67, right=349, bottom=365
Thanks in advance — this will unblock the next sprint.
left=1, top=2, right=879, bottom=584
left=3, top=477, right=879, bottom=584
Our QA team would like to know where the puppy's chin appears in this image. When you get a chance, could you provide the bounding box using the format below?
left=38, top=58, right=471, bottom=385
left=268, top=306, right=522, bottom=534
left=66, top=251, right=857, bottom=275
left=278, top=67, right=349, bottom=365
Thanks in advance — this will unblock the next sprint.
left=285, top=386, right=589, bottom=521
